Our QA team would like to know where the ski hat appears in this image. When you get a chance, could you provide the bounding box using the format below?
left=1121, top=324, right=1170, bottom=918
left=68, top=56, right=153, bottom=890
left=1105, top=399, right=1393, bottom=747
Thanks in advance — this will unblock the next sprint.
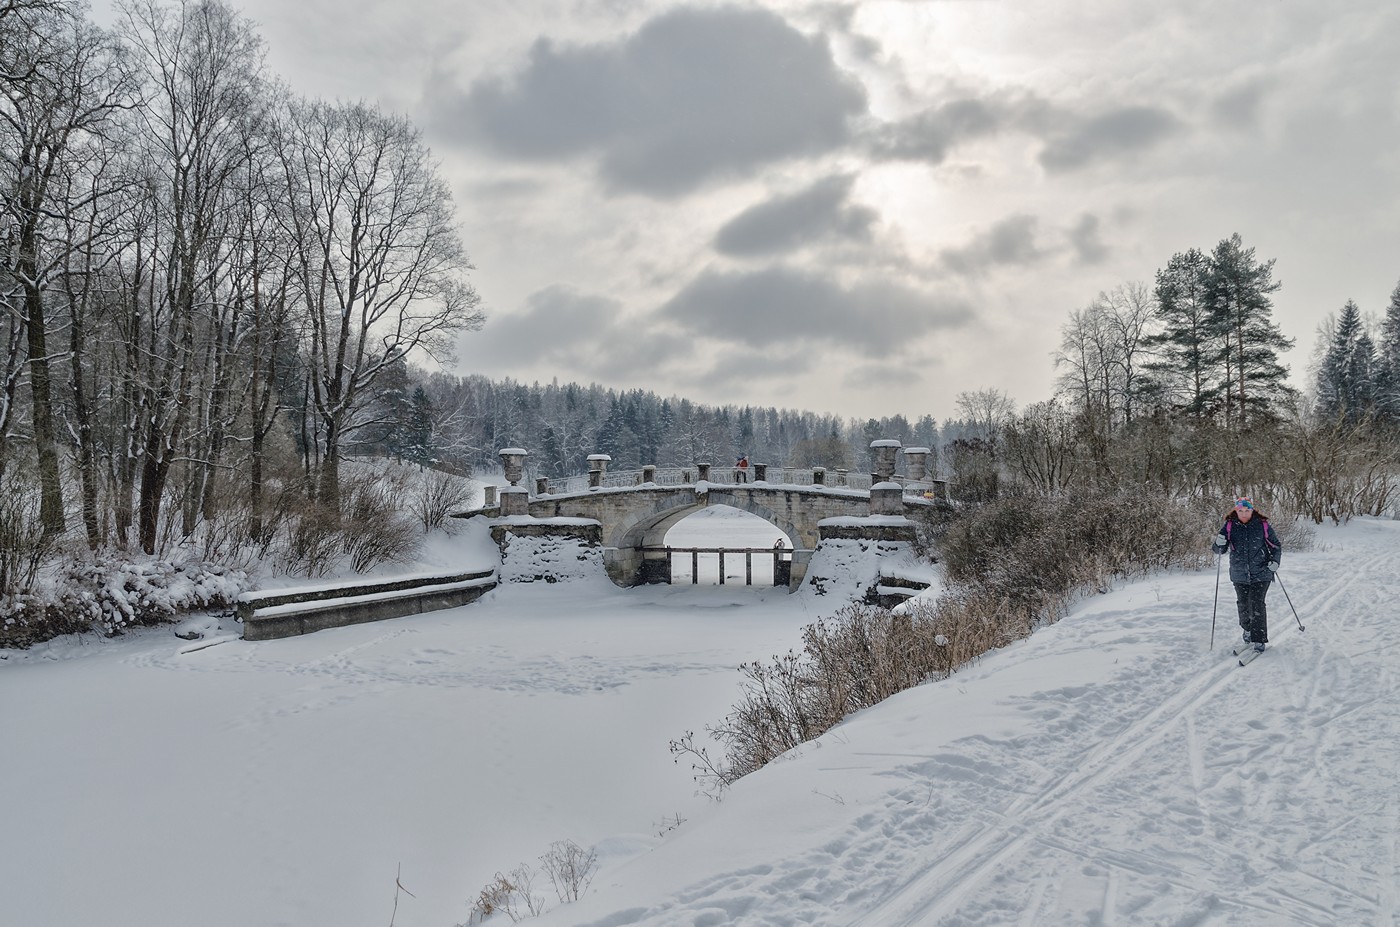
left=1234, top=497, right=1254, bottom=510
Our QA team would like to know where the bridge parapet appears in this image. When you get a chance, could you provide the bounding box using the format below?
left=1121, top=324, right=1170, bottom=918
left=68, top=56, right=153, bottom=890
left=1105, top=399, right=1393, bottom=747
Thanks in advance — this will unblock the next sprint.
left=544, top=465, right=945, bottom=499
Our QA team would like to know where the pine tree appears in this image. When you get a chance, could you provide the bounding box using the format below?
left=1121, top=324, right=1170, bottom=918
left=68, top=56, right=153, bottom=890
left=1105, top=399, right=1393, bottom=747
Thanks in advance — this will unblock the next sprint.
left=1376, top=279, right=1400, bottom=423
left=1316, top=301, right=1372, bottom=422
left=1145, top=248, right=1218, bottom=418
left=1205, top=233, right=1296, bottom=425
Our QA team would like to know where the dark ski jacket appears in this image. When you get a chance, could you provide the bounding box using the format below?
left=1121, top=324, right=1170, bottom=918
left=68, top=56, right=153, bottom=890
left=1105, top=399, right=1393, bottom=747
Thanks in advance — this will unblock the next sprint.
left=1211, top=511, right=1282, bottom=584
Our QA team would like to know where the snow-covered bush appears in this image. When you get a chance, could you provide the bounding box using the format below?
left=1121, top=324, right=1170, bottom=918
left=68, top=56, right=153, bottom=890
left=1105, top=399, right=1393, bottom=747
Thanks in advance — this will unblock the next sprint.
left=50, top=557, right=248, bottom=636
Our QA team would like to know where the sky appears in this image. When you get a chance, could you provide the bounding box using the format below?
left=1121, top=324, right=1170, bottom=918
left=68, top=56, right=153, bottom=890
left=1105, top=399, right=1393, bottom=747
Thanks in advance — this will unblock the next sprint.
left=4, top=507, right=1397, bottom=926
left=99, top=0, right=1400, bottom=422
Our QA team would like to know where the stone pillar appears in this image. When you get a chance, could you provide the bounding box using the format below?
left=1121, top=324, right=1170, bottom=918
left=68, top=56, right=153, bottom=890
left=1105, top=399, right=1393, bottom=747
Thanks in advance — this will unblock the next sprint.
left=836, top=468, right=848, bottom=486
left=587, top=454, right=611, bottom=488
left=869, top=482, right=903, bottom=516
left=642, top=465, right=656, bottom=484
left=535, top=477, right=550, bottom=495
left=499, top=486, right=528, bottom=517
left=812, top=467, right=826, bottom=485
left=498, top=448, right=528, bottom=486
left=484, top=486, right=497, bottom=507
left=870, top=439, right=901, bottom=483
left=753, top=463, right=767, bottom=482
left=903, top=447, right=930, bottom=482
left=697, top=462, right=711, bottom=481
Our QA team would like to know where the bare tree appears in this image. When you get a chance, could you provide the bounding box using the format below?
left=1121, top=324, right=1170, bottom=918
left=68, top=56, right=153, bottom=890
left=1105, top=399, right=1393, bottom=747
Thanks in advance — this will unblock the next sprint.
left=118, top=0, right=265, bottom=553
left=277, top=97, right=483, bottom=510
left=0, top=3, right=132, bottom=532
left=1004, top=399, right=1077, bottom=494
left=953, top=388, right=1015, bottom=444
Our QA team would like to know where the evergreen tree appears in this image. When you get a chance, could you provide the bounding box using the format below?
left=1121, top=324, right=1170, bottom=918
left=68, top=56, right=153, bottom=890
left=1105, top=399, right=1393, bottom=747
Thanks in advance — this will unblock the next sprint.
left=1205, top=233, right=1296, bottom=425
left=1316, top=300, right=1374, bottom=422
left=402, top=386, right=435, bottom=464
left=1376, top=279, right=1400, bottom=423
left=1145, top=248, right=1216, bottom=418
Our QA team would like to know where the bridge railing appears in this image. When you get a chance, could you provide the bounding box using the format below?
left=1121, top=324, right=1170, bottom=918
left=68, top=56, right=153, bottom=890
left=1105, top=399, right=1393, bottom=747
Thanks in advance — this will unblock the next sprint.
left=547, top=468, right=945, bottom=498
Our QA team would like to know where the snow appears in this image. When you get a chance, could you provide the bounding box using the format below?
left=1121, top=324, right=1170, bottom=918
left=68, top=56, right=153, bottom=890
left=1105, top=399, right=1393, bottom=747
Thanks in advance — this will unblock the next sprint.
left=2, top=514, right=1398, bottom=927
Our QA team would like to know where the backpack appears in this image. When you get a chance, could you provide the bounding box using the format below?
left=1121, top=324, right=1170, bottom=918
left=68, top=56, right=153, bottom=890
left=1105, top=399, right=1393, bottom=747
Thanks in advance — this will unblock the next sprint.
left=1225, top=516, right=1278, bottom=552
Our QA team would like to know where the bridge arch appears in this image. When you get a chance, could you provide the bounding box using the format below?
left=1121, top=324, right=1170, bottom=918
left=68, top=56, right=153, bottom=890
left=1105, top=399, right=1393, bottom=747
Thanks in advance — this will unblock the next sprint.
left=612, top=492, right=801, bottom=552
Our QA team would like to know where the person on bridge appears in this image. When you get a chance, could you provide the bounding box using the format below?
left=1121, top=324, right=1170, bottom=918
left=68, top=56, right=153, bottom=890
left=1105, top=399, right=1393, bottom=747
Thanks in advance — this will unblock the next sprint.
left=736, top=455, right=749, bottom=483
left=1211, top=496, right=1282, bottom=652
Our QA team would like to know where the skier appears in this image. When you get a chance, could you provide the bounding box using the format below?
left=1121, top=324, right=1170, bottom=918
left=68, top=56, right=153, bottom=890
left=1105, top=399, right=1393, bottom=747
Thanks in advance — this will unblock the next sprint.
left=1210, top=496, right=1282, bottom=652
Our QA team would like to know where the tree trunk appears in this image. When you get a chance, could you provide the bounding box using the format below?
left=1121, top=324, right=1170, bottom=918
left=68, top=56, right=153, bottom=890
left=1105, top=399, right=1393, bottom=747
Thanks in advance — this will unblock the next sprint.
left=22, top=273, right=66, bottom=535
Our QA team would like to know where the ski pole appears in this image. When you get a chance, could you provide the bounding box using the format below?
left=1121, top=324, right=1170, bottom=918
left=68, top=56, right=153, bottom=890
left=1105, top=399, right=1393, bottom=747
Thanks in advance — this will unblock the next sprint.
left=1210, top=553, right=1221, bottom=649
left=1275, top=572, right=1305, bottom=632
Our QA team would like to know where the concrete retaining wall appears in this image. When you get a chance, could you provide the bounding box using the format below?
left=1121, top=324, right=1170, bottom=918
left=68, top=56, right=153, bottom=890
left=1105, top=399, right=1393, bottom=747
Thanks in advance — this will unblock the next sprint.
left=239, top=569, right=498, bottom=641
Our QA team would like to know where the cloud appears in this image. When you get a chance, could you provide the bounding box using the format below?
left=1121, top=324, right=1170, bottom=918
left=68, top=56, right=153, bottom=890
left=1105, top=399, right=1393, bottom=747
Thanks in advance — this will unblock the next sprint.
left=437, top=5, right=867, bottom=196
left=472, top=285, right=692, bottom=379
left=659, top=265, right=973, bottom=357
left=1210, top=80, right=1269, bottom=130
left=868, top=97, right=1007, bottom=164
left=1037, top=105, right=1183, bottom=173
left=1067, top=213, right=1109, bottom=264
left=713, top=174, right=878, bottom=257
left=940, top=214, right=1046, bottom=276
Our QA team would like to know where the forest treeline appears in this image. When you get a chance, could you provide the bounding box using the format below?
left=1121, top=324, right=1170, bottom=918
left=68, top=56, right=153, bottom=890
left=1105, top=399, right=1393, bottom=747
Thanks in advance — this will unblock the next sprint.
left=4, top=1, right=1400, bottom=641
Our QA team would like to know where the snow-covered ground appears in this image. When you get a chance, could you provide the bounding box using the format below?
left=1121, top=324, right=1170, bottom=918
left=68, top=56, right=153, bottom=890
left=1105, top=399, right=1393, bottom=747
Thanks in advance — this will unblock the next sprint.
left=2, top=513, right=1397, bottom=927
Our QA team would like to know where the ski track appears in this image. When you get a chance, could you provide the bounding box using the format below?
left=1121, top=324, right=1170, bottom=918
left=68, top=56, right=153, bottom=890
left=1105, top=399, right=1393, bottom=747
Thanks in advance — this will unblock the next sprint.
left=578, top=522, right=1400, bottom=927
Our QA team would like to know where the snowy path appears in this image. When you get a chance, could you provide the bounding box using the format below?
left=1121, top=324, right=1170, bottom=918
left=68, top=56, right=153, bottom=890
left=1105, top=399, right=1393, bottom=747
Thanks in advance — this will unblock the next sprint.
left=543, top=518, right=1400, bottom=927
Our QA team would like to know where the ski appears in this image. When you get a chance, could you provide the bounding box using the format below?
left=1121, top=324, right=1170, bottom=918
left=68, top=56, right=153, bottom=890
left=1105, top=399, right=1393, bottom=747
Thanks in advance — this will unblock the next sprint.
left=1237, top=647, right=1264, bottom=666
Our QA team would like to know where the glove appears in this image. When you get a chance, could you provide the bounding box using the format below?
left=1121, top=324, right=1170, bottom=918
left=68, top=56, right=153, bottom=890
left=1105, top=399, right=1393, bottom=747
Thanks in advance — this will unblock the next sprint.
left=1215, top=534, right=1227, bottom=547
left=1268, top=561, right=1279, bottom=572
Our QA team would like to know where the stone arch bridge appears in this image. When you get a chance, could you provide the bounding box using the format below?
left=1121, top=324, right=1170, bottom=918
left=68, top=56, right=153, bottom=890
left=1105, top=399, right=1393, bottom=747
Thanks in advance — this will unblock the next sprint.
left=474, top=442, right=944, bottom=589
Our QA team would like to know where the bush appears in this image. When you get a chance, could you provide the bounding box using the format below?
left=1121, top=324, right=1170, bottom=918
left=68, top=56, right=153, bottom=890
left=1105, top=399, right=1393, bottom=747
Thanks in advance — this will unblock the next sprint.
left=0, top=473, right=61, bottom=600
left=271, top=468, right=421, bottom=577
left=59, top=557, right=247, bottom=636
left=412, top=467, right=475, bottom=531
left=462, top=840, right=597, bottom=924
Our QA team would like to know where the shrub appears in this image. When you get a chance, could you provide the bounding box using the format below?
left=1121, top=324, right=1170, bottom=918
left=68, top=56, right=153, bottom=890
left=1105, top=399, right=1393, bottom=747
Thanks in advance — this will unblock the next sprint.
left=412, top=467, right=475, bottom=531
left=463, top=840, right=597, bottom=924
left=48, top=557, right=246, bottom=638
left=271, top=468, right=421, bottom=577
left=539, top=840, right=598, bottom=904
left=0, top=474, right=61, bottom=600
left=464, top=866, right=543, bottom=924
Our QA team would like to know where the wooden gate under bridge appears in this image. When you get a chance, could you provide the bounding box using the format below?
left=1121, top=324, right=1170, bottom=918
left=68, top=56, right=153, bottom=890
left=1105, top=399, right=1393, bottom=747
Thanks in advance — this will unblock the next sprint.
left=639, top=545, right=795, bottom=587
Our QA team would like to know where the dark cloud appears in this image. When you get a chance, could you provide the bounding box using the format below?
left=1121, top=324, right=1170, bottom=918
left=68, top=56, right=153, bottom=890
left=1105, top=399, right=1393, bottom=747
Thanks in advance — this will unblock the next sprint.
left=437, top=5, right=867, bottom=196
left=692, top=348, right=818, bottom=391
left=868, top=98, right=1005, bottom=163
left=1067, top=213, right=1109, bottom=264
left=1037, top=105, right=1183, bottom=173
left=1211, top=81, right=1269, bottom=129
left=713, top=174, right=878, bottom=257
left=659, top=265, right=973, bottom=357
left=940, top=214, right=1045, bottom=276
left=471, top=285, right=691, bottom=378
